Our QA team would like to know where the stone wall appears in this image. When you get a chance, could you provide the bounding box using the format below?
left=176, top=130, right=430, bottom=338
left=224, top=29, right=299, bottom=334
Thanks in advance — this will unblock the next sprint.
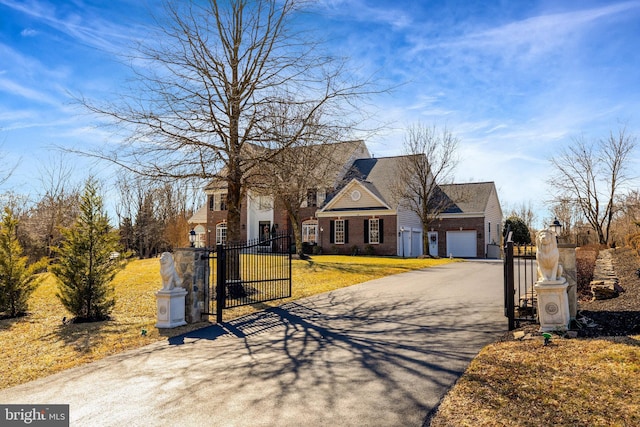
left=172, top=248, right=210, bottom=323
left=558, top=244, right=577, bottom=319
left=590, top=248, right=622, bottom=300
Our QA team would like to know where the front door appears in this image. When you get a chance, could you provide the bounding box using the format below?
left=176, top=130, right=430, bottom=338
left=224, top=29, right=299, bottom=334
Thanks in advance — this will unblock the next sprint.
left=428, top=231, right=438, bottom=257
left=259, top=221, right=271, bottom=245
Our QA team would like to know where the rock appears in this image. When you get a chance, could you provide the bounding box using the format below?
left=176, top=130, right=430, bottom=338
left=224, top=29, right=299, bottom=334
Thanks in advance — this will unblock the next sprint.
left=590, top=280, right=619, bottom=300
left=513, top=331, right=526, bottom=340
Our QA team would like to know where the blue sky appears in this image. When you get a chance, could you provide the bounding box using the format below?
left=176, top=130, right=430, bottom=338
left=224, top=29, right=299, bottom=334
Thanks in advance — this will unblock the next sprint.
left=1, top=0, right=640, bottom=225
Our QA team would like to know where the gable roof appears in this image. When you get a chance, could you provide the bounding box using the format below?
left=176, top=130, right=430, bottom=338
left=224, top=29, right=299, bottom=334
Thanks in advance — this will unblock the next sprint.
left=188, top=204, right=208, bottom=225
left=438, top=182, right=497, bottom=214
left=326, top=155, right=413, bottom=208
left=319, top=178, right=391, bottom=213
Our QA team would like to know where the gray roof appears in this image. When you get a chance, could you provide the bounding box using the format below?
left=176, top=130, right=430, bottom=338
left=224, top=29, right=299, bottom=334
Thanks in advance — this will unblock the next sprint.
left=324, top=155, right=413, bottom=207
left=205, top=140, right=369, bottom=192
left=438, top=182, right=496, bottom=214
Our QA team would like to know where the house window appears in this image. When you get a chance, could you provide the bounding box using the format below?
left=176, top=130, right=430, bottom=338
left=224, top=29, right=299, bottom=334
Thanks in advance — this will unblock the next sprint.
left=334, top=220, right=345, bottom=244
left=216, top=222, right=227, bottom=245
left=317, top=189, right=326, bottom=206
left=307, top=189, right=317, bottom=207
left=364, top=218, right=384, bottom=244
left=210, top=193, right=228, bottom=211
left=302, top=220, right=318, bottom=244
left=253, top=195, right=272, bottom=210
left=369, top=219, right=380, bottom=244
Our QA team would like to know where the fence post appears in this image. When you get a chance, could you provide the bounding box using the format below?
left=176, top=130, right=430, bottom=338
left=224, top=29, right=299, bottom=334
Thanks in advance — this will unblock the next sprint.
left=216, top=244, right=226, bottom=324
left=504, top=239, right=515, bottom=330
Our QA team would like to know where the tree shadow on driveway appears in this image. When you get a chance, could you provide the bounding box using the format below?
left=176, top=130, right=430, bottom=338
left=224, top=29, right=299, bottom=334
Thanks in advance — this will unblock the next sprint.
left=162, top=287, right=504, bottom=426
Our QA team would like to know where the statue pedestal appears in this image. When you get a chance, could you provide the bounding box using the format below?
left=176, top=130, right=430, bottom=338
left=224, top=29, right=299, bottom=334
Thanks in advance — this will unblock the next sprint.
left=156, top=288, right=188, bottom=328
left=534, top=278, right=570, bottom=332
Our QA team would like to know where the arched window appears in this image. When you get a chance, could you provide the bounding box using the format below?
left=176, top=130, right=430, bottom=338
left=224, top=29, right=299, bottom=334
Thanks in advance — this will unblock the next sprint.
left=194, top=225, right=206, bottom=248
left=302, top=219, right=318, bottom=244
left=216, top=222, right=227, bottom=245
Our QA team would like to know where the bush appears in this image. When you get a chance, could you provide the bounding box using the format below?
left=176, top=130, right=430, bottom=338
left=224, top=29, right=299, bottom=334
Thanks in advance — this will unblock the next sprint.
left=364, top=244, right=375, bottom=255
left=0, top=208, right=48, bottom=318
left=626, top=232, right=640, bottom=255
left=51, top=178, right=124, bottom=322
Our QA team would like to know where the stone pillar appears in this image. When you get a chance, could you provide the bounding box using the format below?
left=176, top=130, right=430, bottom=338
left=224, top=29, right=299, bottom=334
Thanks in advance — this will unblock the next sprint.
left=156, top=288, right=188, bottom=328
left=173, top=248, right=210, bottom=324
left=534, top=278, right=571, bottom=332
left=558, top=244, right=577, bottom=320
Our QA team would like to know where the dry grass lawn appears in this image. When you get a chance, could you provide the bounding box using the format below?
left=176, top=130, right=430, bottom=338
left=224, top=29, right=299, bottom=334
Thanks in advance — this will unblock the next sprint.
left=0, top=255, right=455, bottom=390
left=430, top=336, right=640, bottom=427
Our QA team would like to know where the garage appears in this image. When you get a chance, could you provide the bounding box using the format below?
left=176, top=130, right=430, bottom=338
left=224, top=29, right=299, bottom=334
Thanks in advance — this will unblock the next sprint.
left=446, top=230, right=477, bottom=258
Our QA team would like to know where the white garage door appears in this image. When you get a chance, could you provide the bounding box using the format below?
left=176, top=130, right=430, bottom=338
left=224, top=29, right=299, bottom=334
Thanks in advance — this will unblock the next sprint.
left=446, top=230, right=477, bottom=258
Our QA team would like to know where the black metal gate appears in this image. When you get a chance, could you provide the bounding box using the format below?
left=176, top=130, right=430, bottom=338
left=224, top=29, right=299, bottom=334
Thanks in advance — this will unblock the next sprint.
left=205, top=233, right=292, bottom=323
left=504, top=239, right=538, bottom=330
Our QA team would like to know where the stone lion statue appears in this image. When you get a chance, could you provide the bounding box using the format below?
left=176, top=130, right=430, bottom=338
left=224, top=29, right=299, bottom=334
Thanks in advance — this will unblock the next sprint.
left=160, top=252, right=181, bottom=290
left=536, top=229, right=563, bottom=281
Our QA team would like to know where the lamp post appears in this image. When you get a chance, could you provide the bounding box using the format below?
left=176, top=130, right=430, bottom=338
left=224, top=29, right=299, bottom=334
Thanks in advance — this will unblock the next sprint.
left=400, top=227, right=405, bottom=258
left=189, top=229, right=196, bottom=248
left=550, top=218, right=563, bottom=242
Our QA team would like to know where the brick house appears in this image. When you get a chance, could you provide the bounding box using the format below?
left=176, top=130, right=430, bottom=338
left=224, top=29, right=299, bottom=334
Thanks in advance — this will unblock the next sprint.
left=425, top=182, right=503, bottom=258
left=189, top=141, right=503, bottom=258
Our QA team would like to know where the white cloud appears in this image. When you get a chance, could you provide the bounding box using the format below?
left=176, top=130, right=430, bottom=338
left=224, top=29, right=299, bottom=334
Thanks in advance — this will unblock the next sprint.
left=0, top=77, right=59, bottom=105
left=20, top=28, right=38, bottom=37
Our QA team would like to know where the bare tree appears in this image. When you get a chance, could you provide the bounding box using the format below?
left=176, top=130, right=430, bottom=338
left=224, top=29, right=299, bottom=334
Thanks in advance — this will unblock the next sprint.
left=507, top=201, right=537, bottom=233
left=247, top=100, right=351, bottom=258
left=550, top=198, right=582, bottom=241
left=392, top=123, right=459, bottom=254
left=79, top=0, right=371, bottom=244
left=549, top=126, right=637, bottom=245
left=115, top=173, right=198, bottom=257
left=0, top=137, right=19, bottom=187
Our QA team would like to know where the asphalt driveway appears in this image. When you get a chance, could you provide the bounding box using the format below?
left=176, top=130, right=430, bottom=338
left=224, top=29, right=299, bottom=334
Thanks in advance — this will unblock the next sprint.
left=0, top=260, right=505, bottom=426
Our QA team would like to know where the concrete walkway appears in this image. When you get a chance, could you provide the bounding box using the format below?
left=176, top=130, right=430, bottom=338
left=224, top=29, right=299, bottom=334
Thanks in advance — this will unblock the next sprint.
left=0, top=260, right=506, bottom=426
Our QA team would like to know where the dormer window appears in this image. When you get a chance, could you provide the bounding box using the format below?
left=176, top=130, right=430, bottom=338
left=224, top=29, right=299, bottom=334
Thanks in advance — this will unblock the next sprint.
left=307, top=189, right=317, bottom=207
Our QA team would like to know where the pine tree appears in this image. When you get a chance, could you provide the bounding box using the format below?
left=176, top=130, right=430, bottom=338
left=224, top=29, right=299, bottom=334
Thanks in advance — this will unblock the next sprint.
left=52, top=178, right=123, bottom=321
left=0, top=207, right=47, bottom=318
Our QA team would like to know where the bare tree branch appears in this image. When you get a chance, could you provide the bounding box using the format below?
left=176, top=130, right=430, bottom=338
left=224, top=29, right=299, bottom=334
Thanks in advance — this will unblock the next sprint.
left=549, top=125, right=637, bottom=245
left=391, top=123, right=460, bottom=254
left=75, top=0, right=376, bottom=242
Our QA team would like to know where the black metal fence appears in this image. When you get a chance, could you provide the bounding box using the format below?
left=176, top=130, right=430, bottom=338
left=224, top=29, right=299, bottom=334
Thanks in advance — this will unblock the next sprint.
left=504, top=240, right=538, bottom=330
left=206, top=233, right=292, bottom=323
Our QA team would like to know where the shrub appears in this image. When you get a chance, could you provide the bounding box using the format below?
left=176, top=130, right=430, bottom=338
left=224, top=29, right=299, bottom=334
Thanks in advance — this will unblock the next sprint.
left=364, top=244, right=375, bottom=255
left=0, top=208, right=48, bottom=318
left=626, top=232, right=640, bottom=255
left=51, top=178, right=124, bottom=322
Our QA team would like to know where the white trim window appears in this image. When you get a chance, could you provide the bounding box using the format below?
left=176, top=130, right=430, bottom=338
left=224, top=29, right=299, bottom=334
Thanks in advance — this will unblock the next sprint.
left=369, top=218, right=380, bottom=244
left=209, top=193, right=227, bottom=211
left=302, top=220, right=318, bottom=244
left=216, top=222, right=227, bottom=245
left=334, top=219, right=345, bottom=244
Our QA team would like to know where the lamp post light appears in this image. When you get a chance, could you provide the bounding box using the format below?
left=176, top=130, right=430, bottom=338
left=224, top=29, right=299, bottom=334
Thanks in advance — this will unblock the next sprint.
left=189, top=229, right=196, bottom=248
left=550, top=218, right=563, bottom=242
